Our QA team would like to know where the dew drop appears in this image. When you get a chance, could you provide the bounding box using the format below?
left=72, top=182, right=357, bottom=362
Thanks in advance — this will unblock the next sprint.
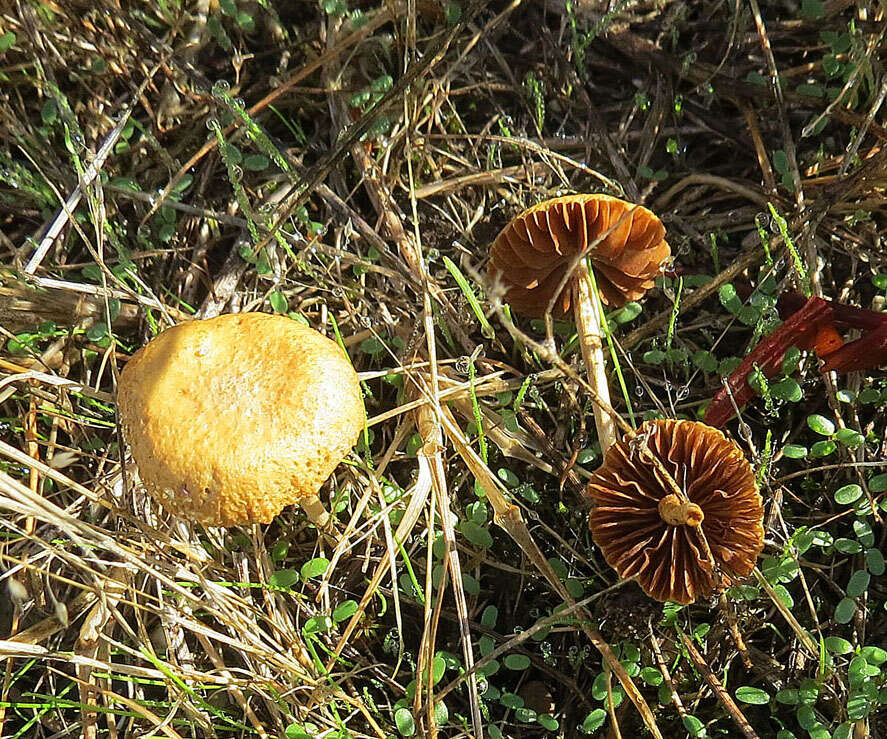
left=212, top=79, right=231, bottom=97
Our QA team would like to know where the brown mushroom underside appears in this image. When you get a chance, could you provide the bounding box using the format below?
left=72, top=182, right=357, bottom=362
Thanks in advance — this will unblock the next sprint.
left=488, top=194, right=670, bottom=317
left=587, top=419, right=764, bottom=604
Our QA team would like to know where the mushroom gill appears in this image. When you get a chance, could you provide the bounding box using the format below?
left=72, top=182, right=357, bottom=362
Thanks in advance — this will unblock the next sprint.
left=488, top=193, right=670, bottom=317
left=586, top=419, right=764, bottom=604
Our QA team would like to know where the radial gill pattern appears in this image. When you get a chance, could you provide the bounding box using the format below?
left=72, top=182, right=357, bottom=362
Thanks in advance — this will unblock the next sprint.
left=586, top=419, right=765, bottom=604
left=488, top=194, right=670, bottom=317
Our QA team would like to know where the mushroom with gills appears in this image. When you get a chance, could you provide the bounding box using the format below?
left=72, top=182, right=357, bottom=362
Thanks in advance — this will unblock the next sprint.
left=586, top=419, right=764, bottom=604
left=489, top=194, right=670, bottom=454
left=117, top=312, right=365, bottom=531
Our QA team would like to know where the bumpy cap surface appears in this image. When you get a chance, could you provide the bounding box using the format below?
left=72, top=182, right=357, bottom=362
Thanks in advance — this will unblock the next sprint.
left=488, top=194, right=670, bottom=317
left=117, top=313, right=364, bottom=526
left=586, top=419, right=764, bottom=604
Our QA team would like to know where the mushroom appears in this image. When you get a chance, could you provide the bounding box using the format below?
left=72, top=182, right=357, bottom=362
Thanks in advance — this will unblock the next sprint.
left=117, top=312, right=364, bottom=531
left=489, top=194, right=670, bottom=453
left=586, top=419, right=764, bottom=604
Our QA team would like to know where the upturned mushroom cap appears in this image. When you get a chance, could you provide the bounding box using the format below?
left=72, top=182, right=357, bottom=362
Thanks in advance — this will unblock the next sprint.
left=117, top=313, right=364, bottom=526
left=488, top=194, right=670, bottom=317
left=586, top=419, right=764, bottom=604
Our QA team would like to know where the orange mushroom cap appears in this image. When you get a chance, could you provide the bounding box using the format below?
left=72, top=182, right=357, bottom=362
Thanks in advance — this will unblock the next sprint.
left=117, top=313, right=364, bottom=527
left=587, top=419, right=764, bottom=604
left=488, top=194, right=670, bottom=317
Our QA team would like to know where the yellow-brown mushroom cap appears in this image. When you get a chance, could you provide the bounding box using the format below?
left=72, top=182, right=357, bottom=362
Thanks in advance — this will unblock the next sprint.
left=488, top=194, right=670, bottom=317
left=586, top=419, right=764, bottom=604
left=117, top=313, right=364, bottom=526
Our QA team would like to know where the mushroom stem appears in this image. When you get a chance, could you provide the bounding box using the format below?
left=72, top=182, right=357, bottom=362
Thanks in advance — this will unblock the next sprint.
left=301, top=494, right=333, bottom=533
left=573, top=261, right=617, bottom=455
left=658, top=494, right=704, bottom=527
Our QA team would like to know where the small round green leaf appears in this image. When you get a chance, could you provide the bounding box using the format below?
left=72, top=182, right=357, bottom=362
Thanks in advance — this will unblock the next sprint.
left=434, top=699, right=448, bottom=724
left=692, top=350, right=718, bottom=372
left=735, top=686, right=770, bottom=704
left=395, top=707, right=415, bottom=736
left=835, top=484, right=863, bottom=505
left=580, top=708, right=606, bottom=733
left=835, top=538, right=863, bottom=554
left=515, top=707, right=536, bottom=723
left=810, top=440, right=836, bottom=457
left=269, top=290, right=288, bottom=313
left=538, top=714, right=558, bottom=731
left=640, top=667, right=663, bottom=686
left=835, top=428, right=865, bottom=448
left=301, top=557, right=330, bottom=581
left=807, top=414, right=835, bottom=435
left=431, top=655, right=446, bottom=685
left=775, top=688, right=800, bottom=705
left=244, top=154, right=270, bottom=171
left=481, top=605, right=498, bottom=628
left=869, top=473, right=887, bottom=493
left=503, top=654, right=531, bottom=671
left=797, top=705, right=817, bottom=730
left=499, top=692, right=523, bottom=709
left=0, top=31, right=16, bottom=53
left=612, top=302, right=642, bottom=324
left=772, top=378, right=802, bottom=402
left=847, top=692, right=871, bottom=721
left=269, top=569, right=300, bottom=589
left=682, top=715, right=705, bottom=737
left=835, top=597, right=857, bottom=624
left=479, top=635, right=495, bottom=657
left=459, top=521, right=493, bottom=549
left=860, top=646, right=887, bottom=664
left=846, top=570, right=870, bottom=598
left=480, top=658, right=500, bottom=676
left=303, top=615, right=332, bottom=633
left=462, top=574, right=480, bottom=595
left=866, top=548, right=885, bottom=576
left=824, top=636, right=853, bottom=654
left=783, top=444, right=808, bottom=459
left=332, top=600, right=359, bottom=623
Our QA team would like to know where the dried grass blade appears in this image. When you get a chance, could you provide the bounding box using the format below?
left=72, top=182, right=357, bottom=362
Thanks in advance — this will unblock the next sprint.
left=437, top=404, right=662, bottom=739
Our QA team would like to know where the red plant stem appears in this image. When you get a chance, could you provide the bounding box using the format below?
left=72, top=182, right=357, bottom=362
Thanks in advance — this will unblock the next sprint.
left=776, top=292, right=887, bottom=331
left=705, top=297, right=833, bottom=427
left=822, top=320, right=887, bottom=374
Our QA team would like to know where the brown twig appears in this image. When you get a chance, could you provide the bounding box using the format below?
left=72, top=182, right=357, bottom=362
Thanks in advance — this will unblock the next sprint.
left=679, top=630, right=761, bottom=739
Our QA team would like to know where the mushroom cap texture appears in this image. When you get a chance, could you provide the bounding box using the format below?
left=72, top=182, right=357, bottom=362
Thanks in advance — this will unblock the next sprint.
left=117, top=313, right=364, bottom=526
left=586, top=419, right=764, bottom=604
left=488, top=194, right=670, bottom=317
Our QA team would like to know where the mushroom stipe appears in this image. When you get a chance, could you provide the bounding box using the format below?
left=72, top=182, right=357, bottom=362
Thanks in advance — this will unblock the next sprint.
left=489, top=194, right=670, bottom=455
